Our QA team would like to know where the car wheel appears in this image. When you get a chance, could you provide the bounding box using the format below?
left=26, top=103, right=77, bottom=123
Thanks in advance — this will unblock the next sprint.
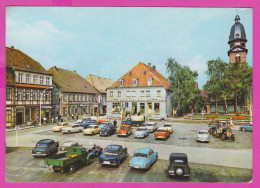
left=68, top=164, right=75, bottom=174
left=208, top=128, right=212, bottom=135
left=221, top=134, right=225, bottom=141
left=53, top=168, right=59, bottom=173
left=242, top=128, right=246, bottom=132
left=68, top=130, right=71, bottom=134
left=175, top=167, right=184, bottom=176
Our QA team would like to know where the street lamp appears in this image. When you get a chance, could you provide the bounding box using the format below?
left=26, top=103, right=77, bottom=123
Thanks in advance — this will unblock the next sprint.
left=39, top=87, right=53, bottom=127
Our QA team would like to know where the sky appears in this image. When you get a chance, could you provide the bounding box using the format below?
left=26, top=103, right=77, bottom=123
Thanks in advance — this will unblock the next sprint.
left=6, top=7, right=252, bottom=89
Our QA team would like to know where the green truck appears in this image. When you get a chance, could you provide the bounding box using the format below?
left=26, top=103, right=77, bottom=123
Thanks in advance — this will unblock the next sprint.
left=44, top=146, right=94, bottom=174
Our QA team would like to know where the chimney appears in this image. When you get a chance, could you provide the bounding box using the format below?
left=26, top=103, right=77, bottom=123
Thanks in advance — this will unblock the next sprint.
left=73, top=70, right=76, bottom=73
left=53, top=66, right=57, bottom=71
left=148, top=63, right=151, bottom=68
left=10, top=46, right=14, bottom=49
left=152, top=65, right=156, bottom=70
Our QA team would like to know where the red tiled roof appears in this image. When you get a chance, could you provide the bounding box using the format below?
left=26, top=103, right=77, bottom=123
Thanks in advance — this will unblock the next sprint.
left=110, top=62, right=170, bottom=89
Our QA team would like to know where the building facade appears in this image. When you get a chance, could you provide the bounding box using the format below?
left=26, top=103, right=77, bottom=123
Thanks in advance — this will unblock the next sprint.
left=85, top=74, right=114, bottom=115
left=107, top=62, right=172, bottom=119
left=6, top=46, right=53, bottom=128
left=48, top=67, right=100, bottom=118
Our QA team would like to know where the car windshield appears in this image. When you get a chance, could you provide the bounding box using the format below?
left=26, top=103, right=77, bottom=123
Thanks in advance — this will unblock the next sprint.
left=146, top=124, right=154, bottom=127
left=120, top=126, right=129, bottom=130
left=164, top=125, right=171, bottom=127
left=137, top=128, right=145, bottom=131
left=199, top=131, right=208, bottom=134
left=173, top=159, right=185, bottom=165
left=36, top=143, right=47, bottom=147
left=104, top=149, right=118, bottom=154
left=156, top=130, right=167, bottom=133
left=134, top=153, right=147, bottom=158
left=89, top=126, right=96, bottom=129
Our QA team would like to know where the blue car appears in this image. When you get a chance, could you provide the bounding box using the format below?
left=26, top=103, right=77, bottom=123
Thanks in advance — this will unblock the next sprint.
left=99, top=121, right=113, bottom=129
left=129, top=148, right=158, bottom=170
left=77, top=119, right=98, bottom=129
left=240, top=124, right=253, bottom=132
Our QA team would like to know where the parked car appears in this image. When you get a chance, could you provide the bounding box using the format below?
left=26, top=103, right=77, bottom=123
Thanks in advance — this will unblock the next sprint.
left=168, top=153, right=190, bottom=177
left=59, top=141, right=81, bottom=152
left=220, top=127, right=235, bottom=141
left=77, top=117, right=90, bottom=123
left=146, top=122, right=158, bottom=133
left=196, top=130, right=210, bottom=143
left=45, top=146, right=95, bottom=174
left=240, top=124, right=253, bottom=132
left=77, top=119, right=98, bottom=128
left=100, top=125, right=117, bottom=136
left=97, top=116, right=108, bottom=124
left=99, top=121, right=113, bottom=129
left=163, top=123, right=173, bottom=133
left=134, top=127, right=149, bottom=138
left=52, top=122, right=69, bottom=132
left=99, top=145, right=128, bottom=167
left=117, top=124, right=132, bottom=137
left=154, top=127, right=170, bottom=140
left=129, top=148, right=158, bottom=170
left=32, top=139, right=59, bottom=157
left=122, top=115, right=145, bottom=126
left=62, top=124, right=84, bottom=134
left=83, top=124, right=101, bottom=135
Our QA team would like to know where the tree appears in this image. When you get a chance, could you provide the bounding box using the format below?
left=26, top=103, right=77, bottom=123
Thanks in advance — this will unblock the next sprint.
left=166, top=58, right=199, bottom=115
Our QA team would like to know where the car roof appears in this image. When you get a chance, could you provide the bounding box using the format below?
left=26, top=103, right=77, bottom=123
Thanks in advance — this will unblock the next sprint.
left=38, top=139, right=53, bottom=143
left=164, top=123, right=172, bottom=126
left=170, top=153, right=187, bottom=159
left=134, top=148, right=152, bottom=154
left=157, top=127, right=168, bottom=130
left=105, top=145, right=122, bottom=150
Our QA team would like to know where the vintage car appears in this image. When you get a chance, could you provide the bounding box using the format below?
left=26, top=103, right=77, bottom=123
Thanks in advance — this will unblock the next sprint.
left=77, top=119, right=98, bottom=128
left=99, top=121, right=114, bottom=129
left=52, top=122, right=69, bottom=132
left=97, top=116, right=108, bottom=124
left=196, top=130, right=210, bottom=143
left=168, top=153, right=190, bottom=177
left=59, top=141, right=82, bottom=152
left=100, top=125, right=117, bottom=136
left=145, top=122, right=158, bottom=133
left=32, top=139, right=59, bottom=157
left=99, top=145, right=128, bottom=167
left=83, top=124, right=101, bottom=135
left=220, top=127, right=235, bottom=141
left=240, top=124, right=253, bottom=132
left=62, top=124, right=84, bottom=134
left=134, top=127, right=149, bottom=138
left=117, top=124, right=132, bottom=137
left=163, top=123, right=173, bottom=133
left=129, top=148, right=158, bottom=170
left=154, top=127, right=170, bottom=140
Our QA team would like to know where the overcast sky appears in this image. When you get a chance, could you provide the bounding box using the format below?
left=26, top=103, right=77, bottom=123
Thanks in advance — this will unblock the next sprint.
left=6, top=7, right=252, bottom=88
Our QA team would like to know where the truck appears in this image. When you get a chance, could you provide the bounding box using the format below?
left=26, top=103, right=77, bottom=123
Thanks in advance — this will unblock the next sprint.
left=122, top=115, right=145, bottom=126
left=44, top=146, right=95, bottom=174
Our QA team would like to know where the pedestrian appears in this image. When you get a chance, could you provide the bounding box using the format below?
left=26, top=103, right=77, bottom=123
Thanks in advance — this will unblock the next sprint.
left=76, top=114, right=79, bottom=120
left=113, top=119, right=117, bottom=128
left=33, top=117, right=37, bottom=126
left=58, top=114, right=61, bottom=122
left=230, top=118, right=233, bottom=126
left=61, top=116, right=63, bottom=122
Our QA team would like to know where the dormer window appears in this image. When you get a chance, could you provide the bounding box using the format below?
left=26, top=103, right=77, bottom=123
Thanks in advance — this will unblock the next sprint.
left=133, top=78, right=138, bottom=86
left=236, top=33, right=240, bottom=38
left=119, top=79, right=124, bottom=86
left=147, top=77, right=153, bottom=86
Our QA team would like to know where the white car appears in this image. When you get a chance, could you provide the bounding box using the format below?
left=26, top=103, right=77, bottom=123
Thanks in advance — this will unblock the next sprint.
left=196, top=130, right=210, bottom=143
left=145, top=122, right=158, bottom=133
left=62, top=124, right=84, bottom=134
left=163, top=123, right=173, bottom=134
left=134, top=127, right=149, bottom=138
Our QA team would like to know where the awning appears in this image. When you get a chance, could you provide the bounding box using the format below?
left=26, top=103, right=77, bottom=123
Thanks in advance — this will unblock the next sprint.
left=41, top=106, right=52, bottom=109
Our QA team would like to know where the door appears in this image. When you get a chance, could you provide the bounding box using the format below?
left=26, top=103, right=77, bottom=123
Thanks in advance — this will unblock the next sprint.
left=16, top=112, right=23, bottom=125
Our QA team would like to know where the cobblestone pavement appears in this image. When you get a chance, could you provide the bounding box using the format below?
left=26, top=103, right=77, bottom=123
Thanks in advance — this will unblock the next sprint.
left=6, top=147, right=252, bottom=182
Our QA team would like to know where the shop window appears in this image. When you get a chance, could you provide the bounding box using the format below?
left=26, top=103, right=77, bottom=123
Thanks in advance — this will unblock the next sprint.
left=147, top=103, right=152, bottom=114
left=132, top=102, right=137, bottom=114
left=112, top=103, right=121, bottom=113
left=6, top=88, right=12, bottom=100
left=154, top=103, right=160, bottom=113
left=18, top=89, right=23, bottom=100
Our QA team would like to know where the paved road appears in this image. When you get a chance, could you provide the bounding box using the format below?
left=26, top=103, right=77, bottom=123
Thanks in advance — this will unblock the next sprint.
left=6, top=147, right=252, bottom=182
left=5, top=121, right=252, bottom=169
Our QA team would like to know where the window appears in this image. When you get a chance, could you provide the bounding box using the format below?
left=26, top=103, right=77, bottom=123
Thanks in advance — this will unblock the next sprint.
left=81, top=95, right=84, bottom=102
left=235, top=55, right=241, bottom=62
left=157, top=90, right=161, bottom=96
left=127, top=91, right=130, bottom=97
left=26, top=74, right=31, bottom=84
left=46, top=77, right=50, bottom=85
left=243, top=106, right=248, bottom=112
left=242, top=43, right=245, bottom=47
left=119, top=79, right=124, bottom=86
left=18, top=89, right=23, bottom=100
left=25, top=90, right=30, bottom=100
left=125, top=102, right=129, bottom=108
left=154, top=103, right=160, bottom=113
left=40, top=76, right=44, bottom=85
left=147, top=77, right=153, bottom=86
left=39, top=91, right=44, bottom=100
left=6, top=110, right=12, bottom=123
left=45, top=91, right=49, bottom=100
left=63, top=94, right=67, bottom=102
left=141, top=90, right=145, bottom=97
left=236, top=33, right=240, bottom=38
left=110, top=91, right=113, bottom=97
left=146, top=90, right=150, bottom=97
left=132, top=91, right=136, bottom=97
left=73, top=94, right=76, bottom=102
left=118, top=91, right=121, bottom=97
left=33, top=75, right=38, bottom=84
left=18, top=73, right=23, bottom=83
left=85, top=95, right=88, bottom=102
left=230, top=44, right=234, bottom=48
left=133, top=78, right=138, bottom=86
left=112, top=103, right=121, bottom=113
left=6, top=88, right=12, bottom=100
left=33, top=90, right=37, bottom=100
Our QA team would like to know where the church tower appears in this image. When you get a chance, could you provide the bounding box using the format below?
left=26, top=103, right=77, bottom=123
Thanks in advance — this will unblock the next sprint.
left=228, top=15, right=248, bottom=64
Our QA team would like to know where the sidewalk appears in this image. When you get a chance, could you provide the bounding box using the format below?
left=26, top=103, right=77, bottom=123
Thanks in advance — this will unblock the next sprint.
left=6, top=122, right=55, bottom=132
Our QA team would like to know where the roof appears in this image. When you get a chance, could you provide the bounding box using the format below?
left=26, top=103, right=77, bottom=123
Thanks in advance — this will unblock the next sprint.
left=170, top=153, right=187, bottom=159
left=38, top=139, right=53, bottom=143
left=6, top=47, right=50, bottom=74
left=85, top=74, right=114, bottom=93
left=48, top=67, right=99, bottom=94
left=105, top=145, right=121, bottom=150
left=134, top=148, right=152, bottom=154
left=109, top=62, right=170, bottom=89
left=229, top=15, right=247, bottom=43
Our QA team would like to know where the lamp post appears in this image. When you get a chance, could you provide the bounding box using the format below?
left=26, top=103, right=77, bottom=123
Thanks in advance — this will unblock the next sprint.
left=39, top=87, right=53, bottom=127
